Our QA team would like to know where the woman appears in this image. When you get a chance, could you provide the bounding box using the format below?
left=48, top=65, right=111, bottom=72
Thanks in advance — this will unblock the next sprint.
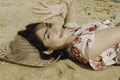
left=32, top=0, right=120, bottom=70
left=0, top=0, right=119, bottom=70
left=0, top=0, right=69, bottom=67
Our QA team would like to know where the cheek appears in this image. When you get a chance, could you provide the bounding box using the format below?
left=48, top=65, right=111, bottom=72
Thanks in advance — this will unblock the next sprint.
left=43, top=34, right=70, bottom=48
left=50, top=38, right=66, bottom=47
left=55, top=38, right=67, bottom=46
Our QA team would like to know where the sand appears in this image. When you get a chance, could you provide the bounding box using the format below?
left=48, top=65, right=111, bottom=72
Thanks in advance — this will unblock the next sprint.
left=0, top=0, right=120, bottom=80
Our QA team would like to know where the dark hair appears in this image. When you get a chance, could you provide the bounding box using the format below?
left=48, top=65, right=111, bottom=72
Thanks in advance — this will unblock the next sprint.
left=18, top=22, right=68, bottom=60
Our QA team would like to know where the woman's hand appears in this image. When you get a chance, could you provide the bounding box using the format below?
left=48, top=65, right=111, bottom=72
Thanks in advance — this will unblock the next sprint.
left=33, top=2, right=68, bottom=22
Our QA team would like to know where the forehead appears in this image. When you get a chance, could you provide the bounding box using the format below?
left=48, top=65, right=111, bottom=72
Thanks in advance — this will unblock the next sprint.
left=35, top=23, right=47, bottom=30
left=35, top=23, right=47, bottom=38
left=35, top=23, right=53, bottom=31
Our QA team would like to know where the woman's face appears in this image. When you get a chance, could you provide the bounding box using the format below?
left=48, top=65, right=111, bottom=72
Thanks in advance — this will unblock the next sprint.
left=35, top=23, right=72, bottom=50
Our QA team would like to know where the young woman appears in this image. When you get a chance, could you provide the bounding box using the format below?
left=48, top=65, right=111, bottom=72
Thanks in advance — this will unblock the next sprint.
left=32, top=0, right=120, bottom=70
left=0, top=0, right=70, bottom=67
left=1, top=0, right=119, bottom=70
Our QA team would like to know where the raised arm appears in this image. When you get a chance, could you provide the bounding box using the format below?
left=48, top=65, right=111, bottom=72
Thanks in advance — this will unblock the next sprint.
left=33, top=1, right=67, bottom=22
left=33, top=0, right=75, bottom=22
left=62, top=0, right=77, bottom=23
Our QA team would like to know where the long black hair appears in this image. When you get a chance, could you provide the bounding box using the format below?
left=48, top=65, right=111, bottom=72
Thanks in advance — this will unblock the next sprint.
left=18, top=22, right=68, bottom=60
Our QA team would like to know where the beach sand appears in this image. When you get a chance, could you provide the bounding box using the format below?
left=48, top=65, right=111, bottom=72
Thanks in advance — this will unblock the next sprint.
left=0, top=0, right=120, bottom=80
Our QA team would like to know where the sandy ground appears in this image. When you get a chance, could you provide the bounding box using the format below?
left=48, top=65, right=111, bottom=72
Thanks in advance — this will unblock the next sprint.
left=0, top=0, right=120, bottom=80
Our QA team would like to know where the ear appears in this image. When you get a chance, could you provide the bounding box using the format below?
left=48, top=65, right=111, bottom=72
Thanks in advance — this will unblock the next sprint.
left=43, top=49, right=54, bottom=55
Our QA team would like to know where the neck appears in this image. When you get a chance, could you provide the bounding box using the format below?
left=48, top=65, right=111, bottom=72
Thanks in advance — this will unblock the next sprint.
left=66, top=35, right=77, bottom=46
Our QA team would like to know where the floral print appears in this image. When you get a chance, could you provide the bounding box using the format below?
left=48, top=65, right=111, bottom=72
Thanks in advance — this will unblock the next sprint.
left=65, top=20, right=119, bottom=70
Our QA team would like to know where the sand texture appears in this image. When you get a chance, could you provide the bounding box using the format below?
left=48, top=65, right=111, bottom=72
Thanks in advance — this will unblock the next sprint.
left=0, top=0, right=120, bottom=80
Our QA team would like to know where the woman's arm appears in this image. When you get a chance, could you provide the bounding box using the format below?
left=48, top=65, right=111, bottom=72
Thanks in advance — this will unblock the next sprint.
left=63, top=0, right=77, bottom=23
left=33, top=0, right=76, bottom=22
left=33, top=1, right=70, bottom=22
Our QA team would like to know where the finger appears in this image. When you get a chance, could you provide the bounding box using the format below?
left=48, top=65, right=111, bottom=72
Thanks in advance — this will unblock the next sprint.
left=61, top=13, right=67, bottom=19
left=33, top=7, right=49, bottom=11
left=61, top=13, right=65, bottom=19
left=33, top=10, right=51, bottom=14
left=33, top=6, right=47, bottom=10
left=39, top=1, right=49, bottom=8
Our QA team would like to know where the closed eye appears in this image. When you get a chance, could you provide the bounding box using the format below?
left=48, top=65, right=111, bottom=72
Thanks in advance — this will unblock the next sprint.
left=44, top=28, right=48, bottom=39
left=47, top=34, right=50, bottom=39
left=44, top=23, right=52, bottom=39
left=44, top=28, right=50, bottom=39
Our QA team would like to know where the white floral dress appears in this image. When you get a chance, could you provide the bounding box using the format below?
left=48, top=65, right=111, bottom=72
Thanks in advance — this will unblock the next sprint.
left=65, top=20, right=120, bottom=70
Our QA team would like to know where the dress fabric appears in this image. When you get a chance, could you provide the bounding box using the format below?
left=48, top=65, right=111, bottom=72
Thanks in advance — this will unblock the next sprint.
left=65, top=20, right=120, bottom=70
